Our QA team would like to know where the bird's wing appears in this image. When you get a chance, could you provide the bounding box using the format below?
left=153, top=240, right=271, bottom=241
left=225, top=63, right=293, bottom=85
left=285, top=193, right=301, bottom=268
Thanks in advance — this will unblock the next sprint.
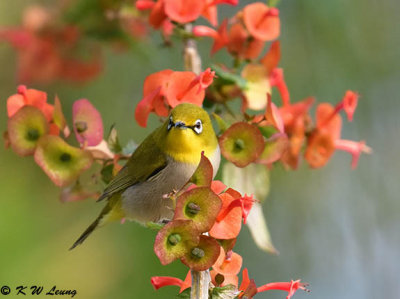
left=97, top=129, right=167, bottom=201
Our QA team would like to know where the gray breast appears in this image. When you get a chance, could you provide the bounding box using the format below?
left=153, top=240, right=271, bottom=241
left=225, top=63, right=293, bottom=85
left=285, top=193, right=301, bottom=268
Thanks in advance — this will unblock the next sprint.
left=121, top=157, right=197, bottom=224
left=121, top=146, right=221, bottom=224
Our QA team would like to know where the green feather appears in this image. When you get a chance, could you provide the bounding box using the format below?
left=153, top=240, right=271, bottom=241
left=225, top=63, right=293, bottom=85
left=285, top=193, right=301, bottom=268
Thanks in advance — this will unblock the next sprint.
left=98, top=127, right=168, bottom=201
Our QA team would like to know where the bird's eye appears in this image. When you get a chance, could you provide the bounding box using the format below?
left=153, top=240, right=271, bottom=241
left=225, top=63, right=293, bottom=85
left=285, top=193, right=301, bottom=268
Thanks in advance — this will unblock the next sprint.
left=167, top=117, right=173, bottom=131
left=193, top=119, right=202, bottom=134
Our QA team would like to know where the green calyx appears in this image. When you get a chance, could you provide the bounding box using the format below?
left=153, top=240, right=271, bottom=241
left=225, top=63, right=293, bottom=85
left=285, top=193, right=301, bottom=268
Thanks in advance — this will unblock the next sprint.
left=174, top=187, right=222, bottom=233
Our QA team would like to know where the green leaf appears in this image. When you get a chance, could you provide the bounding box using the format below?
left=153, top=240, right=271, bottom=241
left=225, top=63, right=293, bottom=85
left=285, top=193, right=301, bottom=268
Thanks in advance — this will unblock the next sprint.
left=107, top=124, right=122, bottom=153
left=212, top=113, right=229, bottom=133
left=210, top=284, right=239, bottom=299
left=258, top=125, right=277, bottom=139
left=100, top=164, right=114, bottom=184
left=211, top=65, right=247, bottom=90
left=176, top=288, right=191, bottom=299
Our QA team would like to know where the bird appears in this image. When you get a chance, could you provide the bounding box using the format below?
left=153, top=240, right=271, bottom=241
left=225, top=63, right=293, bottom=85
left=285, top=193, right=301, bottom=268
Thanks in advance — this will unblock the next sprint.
left=70, top=103, right=220, bottom=249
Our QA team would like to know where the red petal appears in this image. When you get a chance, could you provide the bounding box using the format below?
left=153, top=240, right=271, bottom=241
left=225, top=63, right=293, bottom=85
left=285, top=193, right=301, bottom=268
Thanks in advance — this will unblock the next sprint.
left=261, top=41, right=281, bottom=74
left=239, top=268, right=250, bottom=291
left=212, top=247, right=243, bottom=276
left=166, top=72, right=204, bottom=107
left=72, top=99, right=104, bottom=146
left=150, top=276, right=183, bottom=290
left=179, top=271, right=192, bottom=293
left=342, top=90, right=359, bottom=122
left=193, top=25, right=218, bottom=38
left=209, top=193, right=242, bottom=239
left=135, top=86, right=161, bottom=127
left=164, top=0, right=205, bottom=23
left=7, top=94, right=25, bottom=118
left=243, top=3, right=280, bottom=41
left=211, top=180, right=227, bottom=194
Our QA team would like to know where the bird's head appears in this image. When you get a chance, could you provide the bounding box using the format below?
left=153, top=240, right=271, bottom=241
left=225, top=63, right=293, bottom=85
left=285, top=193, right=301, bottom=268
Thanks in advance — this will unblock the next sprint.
left=160, top=103, right=218, bottom=164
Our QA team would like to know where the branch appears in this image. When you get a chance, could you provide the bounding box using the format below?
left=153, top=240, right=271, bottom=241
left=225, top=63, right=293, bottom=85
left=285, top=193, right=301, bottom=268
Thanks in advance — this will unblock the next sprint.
left=183, top=23, right=202, bottom=75
left=182, top=22, right=210, bottom=299
left=191, top=269, right=211, bottom=299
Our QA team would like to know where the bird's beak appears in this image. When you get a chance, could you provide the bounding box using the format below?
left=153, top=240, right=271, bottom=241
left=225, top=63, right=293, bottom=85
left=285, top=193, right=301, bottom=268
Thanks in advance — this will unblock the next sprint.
left=174, top=121, right=188, bottom=129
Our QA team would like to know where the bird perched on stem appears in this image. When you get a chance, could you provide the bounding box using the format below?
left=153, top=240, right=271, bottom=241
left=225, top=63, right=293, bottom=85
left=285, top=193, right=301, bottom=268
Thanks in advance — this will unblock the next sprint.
left=70, top=103, right=220, bottom=249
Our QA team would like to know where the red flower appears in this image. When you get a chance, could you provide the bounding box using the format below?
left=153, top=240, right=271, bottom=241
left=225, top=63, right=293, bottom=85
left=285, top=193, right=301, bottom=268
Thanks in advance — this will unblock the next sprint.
left=164, top=0, right=205, bottom=24
left=209, top=190, right=242, bottom=239
left=1, top=7, right=101, bottom=84
left=150, top=276, right=183, bottom=290
left=257, top=280, right=310, bottom=299
left=150, top=271, right=191, bottom=293
left=227, top=22, right=265, bottom=60
left=243, top=2, right=280, bottom=41
left=135, top=69, right=214, bottom=127
left=7, top=85, right=53, bottom=121
left=165, top=71, right=205, bottom=107
left=279, top=97, right=314, bottom=169
left=239, top=268, right=309, bottom=299
left=334, top=139, right=372, bottom=169
left=202, top=0, right=239, bottom=26
left=193, top=19, right=229, bottom=55
left=305, top=95, right=370, bottom=169
left=342, top=90, right=359, bottom=121
left=212, top=247, right=242, bottom=276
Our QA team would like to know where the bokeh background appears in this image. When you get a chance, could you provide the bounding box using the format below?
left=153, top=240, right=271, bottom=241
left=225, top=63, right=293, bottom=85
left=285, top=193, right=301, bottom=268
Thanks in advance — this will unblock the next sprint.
left=1, top=0, right=399, bottom=298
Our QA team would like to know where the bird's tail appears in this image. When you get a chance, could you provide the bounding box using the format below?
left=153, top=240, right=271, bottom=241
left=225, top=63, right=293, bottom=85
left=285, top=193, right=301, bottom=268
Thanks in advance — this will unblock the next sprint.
left=69, top=197, right=123, bottom=250
left=69, top=217, right=101, bottom=250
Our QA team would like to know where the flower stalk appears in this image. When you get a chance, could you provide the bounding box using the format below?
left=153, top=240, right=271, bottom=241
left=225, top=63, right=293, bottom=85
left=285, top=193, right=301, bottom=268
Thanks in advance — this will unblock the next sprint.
left=183, top=22, right=211, bottom=299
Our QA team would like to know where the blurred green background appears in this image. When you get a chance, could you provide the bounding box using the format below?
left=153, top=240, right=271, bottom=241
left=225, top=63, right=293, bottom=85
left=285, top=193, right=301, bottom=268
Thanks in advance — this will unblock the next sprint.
left=1, top=0, right=399, bottom=298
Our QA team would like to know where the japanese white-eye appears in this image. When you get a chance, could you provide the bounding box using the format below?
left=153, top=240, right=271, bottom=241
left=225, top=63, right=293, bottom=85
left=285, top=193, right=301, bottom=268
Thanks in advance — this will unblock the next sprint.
left=70, top=103, right=220, bottom=249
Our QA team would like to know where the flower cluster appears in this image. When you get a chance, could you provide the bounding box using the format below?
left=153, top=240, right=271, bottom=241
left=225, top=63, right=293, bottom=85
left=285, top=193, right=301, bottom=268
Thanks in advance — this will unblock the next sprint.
left=4, top=85, right=109, bottom=188
left=0, top=2, right=150, bottom=84
left=194, top=2, right=280, bottom=60
left=152, top=270, right=309, bottom=299
left=153, top=154, right=250, bottom=268
left=151, top=153, right=308, bottom=298
left=217, top=90, right=371, bottom=170
left=0, top=5, right=102, bottom=84
left=136, top=0, right=238, bottom=39
left=135, top=68, right=215, bottom=127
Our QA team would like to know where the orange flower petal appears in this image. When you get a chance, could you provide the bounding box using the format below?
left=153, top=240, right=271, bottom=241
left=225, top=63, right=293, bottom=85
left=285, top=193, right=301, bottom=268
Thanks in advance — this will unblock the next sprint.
left=164, top=0, right=205, bottom=23
left=209, top=192, right=242, bottom=239
left=166, top=72, right=205, bottom=107
left=212, top=247, right=243, bottom=276
left=243, top=2, right=280, bottom=41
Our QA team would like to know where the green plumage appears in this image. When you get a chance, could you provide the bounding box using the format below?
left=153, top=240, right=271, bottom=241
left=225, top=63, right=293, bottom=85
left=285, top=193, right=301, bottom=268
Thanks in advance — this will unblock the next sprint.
left=97, top=127, right=168, bottom=201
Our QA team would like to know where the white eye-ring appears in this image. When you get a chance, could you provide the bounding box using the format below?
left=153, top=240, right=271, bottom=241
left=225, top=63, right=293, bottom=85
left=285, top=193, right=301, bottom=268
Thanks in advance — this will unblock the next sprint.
left=193, top=119, right=203, bottom=134
left=167, top=116, right=173, bottom=131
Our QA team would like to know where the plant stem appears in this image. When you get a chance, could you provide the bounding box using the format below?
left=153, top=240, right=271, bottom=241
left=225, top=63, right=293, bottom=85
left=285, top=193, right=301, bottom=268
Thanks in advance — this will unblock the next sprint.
left=183, top=23, right=202, bottom=75
left=191, top=269, right=211, bottom=299
left=182, top=22, right=211, bottom=299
